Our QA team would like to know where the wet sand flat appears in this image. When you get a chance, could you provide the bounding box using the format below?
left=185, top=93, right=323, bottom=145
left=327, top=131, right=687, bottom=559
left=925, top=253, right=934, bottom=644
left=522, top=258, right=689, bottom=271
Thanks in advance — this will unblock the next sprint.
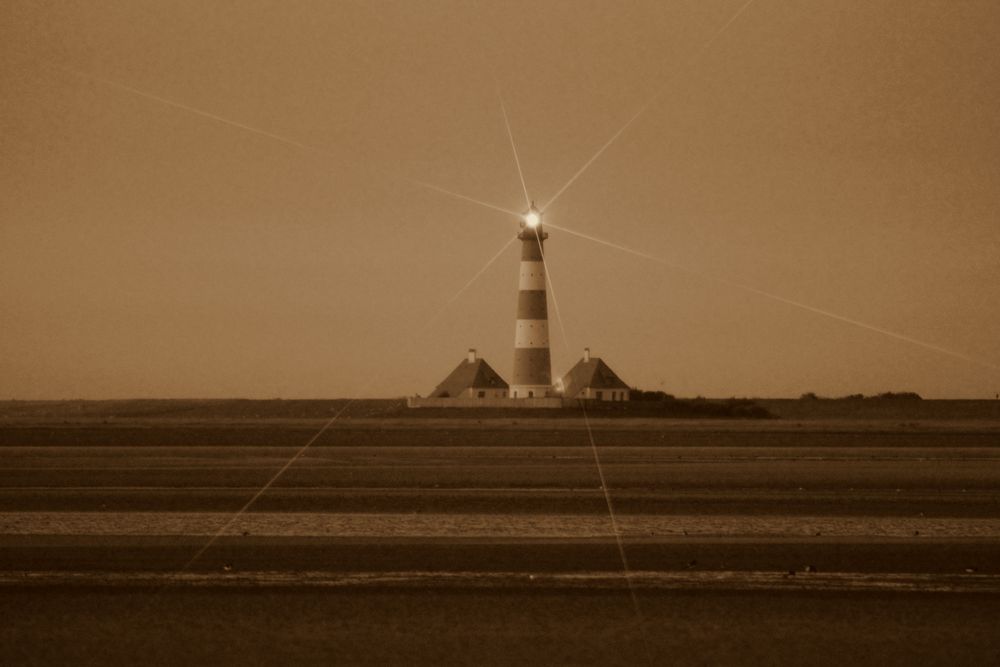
left=1, top=419, right=999, bottom=664
left=4, top=586, right=1000, bottom=667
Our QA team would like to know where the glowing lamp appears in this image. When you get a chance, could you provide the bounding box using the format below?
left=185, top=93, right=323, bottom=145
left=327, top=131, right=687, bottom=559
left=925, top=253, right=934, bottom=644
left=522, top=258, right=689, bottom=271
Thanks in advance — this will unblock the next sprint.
left=524, top=209, right=541, bottom=228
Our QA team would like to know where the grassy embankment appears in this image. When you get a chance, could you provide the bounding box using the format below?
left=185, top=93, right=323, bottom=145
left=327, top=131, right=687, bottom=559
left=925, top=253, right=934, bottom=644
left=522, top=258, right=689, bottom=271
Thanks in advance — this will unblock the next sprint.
left=2, top=397, right=999, bottom=423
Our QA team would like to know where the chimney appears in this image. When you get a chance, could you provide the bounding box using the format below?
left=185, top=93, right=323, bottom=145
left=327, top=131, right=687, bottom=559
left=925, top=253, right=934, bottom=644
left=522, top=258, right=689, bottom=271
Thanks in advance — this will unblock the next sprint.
left=468, top=348, right=477, bottom=363
left=583, top=347, right=590, bottom=362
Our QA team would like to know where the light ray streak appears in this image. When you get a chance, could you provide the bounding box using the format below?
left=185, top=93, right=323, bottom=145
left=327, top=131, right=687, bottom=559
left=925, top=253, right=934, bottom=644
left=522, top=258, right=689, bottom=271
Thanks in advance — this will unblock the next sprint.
left=537, top=240, right=571, bottom=357
left=414, top=234, right=519, bottom=338
left=537, top=232, right=650, bottom=656
left=177, top=399, right=363, bottom=573
left=468, top=0, right=532, bottom=211
left=177, top=233, right=520, bottom=573
left=546, top=222, right=670, bottom=264
left=546, top=222, right=1000, bottom=374
left=576, top=404, right=651, bottom=660
left=498, top=92, right=532, bottom=208
left=44, top=62, right=519, bottom=222
left=539, top=102, right=650, bottom=212
left=540, top=0, right=759, bottom=212
left=40, top=62, right=526, bottom=576
left=48, top=63, right=331, bottom=158
left=404, top=177, right=522, bottom=218
left=691, top=0, right=760, bottom=62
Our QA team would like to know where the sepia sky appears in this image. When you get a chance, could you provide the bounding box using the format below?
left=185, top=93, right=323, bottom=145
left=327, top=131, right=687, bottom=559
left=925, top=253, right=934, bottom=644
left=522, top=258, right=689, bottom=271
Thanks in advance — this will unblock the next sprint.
left=2, top=0, right=998, bottom=399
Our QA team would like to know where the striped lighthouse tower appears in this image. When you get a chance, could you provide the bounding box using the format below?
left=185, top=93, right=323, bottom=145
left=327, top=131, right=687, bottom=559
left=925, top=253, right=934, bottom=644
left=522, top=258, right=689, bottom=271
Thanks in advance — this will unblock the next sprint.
left=511, top=205, right=552, bottom=398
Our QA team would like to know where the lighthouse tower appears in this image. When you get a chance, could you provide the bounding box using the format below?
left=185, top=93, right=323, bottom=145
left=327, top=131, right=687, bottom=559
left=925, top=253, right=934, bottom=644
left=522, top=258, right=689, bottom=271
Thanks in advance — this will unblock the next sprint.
left=511, top=205, right=552, bottom=398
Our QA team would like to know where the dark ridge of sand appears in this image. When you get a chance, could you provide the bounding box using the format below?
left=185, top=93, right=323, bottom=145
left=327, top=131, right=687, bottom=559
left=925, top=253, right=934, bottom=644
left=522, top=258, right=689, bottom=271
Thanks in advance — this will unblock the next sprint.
left=1, top=535, right=998, bottom=576
left=3, top=487, right=999, bottom=517
left=4, top=460, right=1000, bottom=485
left=2, top=457, right=999, bottom=490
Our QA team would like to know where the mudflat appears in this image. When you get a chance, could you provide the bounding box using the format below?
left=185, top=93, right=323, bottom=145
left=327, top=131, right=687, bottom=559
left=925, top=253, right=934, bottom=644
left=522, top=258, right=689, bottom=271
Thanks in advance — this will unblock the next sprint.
left=4, top=587, right=1000, bottom=666
left=1, top=415, right=999, bottom=665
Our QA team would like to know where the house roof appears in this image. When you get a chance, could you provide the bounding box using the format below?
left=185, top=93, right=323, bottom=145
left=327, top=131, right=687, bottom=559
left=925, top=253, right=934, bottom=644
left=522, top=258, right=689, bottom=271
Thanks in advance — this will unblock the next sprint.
left=430, top=358, right=509, bottom=397
left=560, top=357, right=630, bottom=398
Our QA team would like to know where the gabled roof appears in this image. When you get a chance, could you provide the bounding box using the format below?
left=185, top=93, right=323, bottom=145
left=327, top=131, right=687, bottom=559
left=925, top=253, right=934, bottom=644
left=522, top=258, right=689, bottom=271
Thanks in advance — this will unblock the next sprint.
left=430, top=358, right=509, bottom=397
left=560, top=357, right=629, bottom=398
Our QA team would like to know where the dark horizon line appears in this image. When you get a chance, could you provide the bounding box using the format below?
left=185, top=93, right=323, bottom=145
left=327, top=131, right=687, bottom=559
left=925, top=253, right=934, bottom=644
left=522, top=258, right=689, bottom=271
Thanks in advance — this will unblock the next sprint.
left=1, top=395, right=995, bottom=403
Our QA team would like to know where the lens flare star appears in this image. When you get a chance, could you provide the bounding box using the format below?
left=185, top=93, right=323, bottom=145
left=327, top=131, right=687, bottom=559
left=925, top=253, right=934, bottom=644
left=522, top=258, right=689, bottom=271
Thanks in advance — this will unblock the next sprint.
left=524, top=206, right=541, bottom=228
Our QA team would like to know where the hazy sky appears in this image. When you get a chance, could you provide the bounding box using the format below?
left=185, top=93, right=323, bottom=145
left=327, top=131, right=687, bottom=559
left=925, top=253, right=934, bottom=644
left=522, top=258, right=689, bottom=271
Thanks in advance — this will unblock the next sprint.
left=2, top=0, right=998, bottom=399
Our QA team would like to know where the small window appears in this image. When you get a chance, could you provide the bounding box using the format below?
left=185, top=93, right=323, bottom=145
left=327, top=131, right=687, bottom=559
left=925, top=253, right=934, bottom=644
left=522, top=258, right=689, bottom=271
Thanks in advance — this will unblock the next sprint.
left=477, top=391, right=485, bottom=398
left=596, top=391, right=603, bottom=400
left=528, top=391, right=534, bottom=398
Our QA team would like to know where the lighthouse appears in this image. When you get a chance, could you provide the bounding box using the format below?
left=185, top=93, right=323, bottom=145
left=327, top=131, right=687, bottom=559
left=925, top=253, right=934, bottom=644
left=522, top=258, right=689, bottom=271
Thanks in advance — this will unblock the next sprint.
left=511, top=204, right=553, bottom=398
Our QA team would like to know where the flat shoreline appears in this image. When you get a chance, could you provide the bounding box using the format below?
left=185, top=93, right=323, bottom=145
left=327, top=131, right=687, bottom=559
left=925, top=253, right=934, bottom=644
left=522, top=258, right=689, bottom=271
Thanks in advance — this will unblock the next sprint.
left=3, top=417, right=999, bottom=665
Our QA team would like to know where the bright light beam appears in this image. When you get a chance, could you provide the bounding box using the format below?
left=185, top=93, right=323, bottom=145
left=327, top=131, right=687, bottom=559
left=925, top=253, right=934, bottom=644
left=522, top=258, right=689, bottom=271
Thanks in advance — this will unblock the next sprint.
left=692, top=0, right=760, bottom=62
left=540, top=0, right=759, bottom=212
left=545, top=222, right=1000, bottom=374
left=498, top=92, right=532, bottom=209
left=177, top=233, right=519, bottom=573
left=537, top=241, right=571, bottom=359
left=539, top=102, right=651, bottom=213
left=43, top=62, right=520, bottom=222
left=47, top=63, right=330, bottom=157
left=413, top=234, right=519, bottom=338
left=535, top=236, right=651, bottom=659
left=177, top=397, right=363, bottom=573
left=39, top=62, right=523, bottom=575
left=546, top=222, right=668, bottom=265
left=404, top=177, right=522, bottom=218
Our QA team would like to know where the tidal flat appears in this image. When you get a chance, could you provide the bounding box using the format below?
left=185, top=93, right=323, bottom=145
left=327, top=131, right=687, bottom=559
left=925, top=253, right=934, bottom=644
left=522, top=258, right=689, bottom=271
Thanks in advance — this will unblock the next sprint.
left=1, top=411, right=999, bottom=665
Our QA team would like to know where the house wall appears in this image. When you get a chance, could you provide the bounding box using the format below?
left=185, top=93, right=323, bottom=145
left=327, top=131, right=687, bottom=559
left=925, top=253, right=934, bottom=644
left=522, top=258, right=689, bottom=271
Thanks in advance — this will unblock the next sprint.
left=510, top=384, right=554, bottom=399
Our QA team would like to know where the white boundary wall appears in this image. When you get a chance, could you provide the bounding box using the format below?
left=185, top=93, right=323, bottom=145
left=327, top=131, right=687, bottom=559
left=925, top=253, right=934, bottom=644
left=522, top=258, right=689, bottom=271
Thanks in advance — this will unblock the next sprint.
left=407, top=397, right=563, bottom=409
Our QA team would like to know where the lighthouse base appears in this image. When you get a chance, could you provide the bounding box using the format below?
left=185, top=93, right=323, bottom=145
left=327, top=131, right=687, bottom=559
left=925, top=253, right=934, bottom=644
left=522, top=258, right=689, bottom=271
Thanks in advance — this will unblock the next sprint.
left=407, top=396, right=562, bottom=409
left=509, top=385, right=554, bottom=399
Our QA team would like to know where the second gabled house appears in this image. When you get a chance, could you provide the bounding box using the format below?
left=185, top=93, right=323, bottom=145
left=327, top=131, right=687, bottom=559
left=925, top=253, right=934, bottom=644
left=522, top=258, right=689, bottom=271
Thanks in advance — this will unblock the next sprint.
left=559, top=348, right=630, bottom=401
